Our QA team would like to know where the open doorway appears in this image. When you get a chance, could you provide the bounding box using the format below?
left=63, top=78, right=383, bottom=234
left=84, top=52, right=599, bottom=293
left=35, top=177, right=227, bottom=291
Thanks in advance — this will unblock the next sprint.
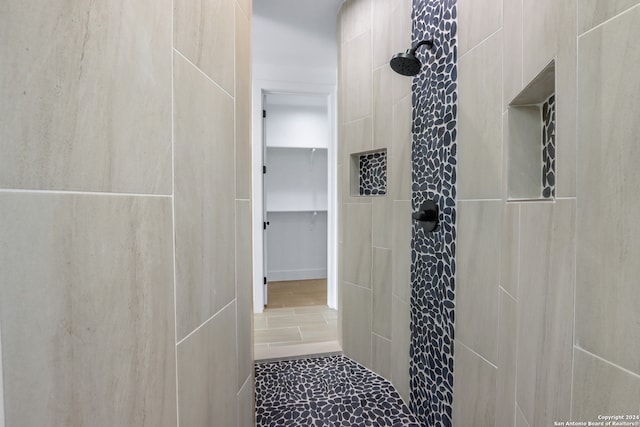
left=262, top=93, right=329, bottom=306
left=252, top=89, right=339, bottom=360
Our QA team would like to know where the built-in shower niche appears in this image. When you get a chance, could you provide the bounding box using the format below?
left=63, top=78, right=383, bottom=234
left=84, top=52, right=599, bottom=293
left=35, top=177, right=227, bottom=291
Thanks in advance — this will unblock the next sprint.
left=350, top=149, right=387, bottom=196
left=507, top=60, right=556, bottom=201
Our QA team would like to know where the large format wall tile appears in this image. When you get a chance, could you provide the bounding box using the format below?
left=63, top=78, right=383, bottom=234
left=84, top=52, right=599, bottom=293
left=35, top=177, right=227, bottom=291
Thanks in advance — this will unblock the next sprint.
left=372, top=0, right=393, bottom=69
left=391, top=0, right=412, bottom=103
left=0, top=193, right=176, bottom=427
left=576, top=6, right=640, bottom=376
left=517, top=200, right=575, bottom=426
left=391, top=95, right=413, bottom=201
left=392, top=201, right=411, bottom=303
left=372, top=247, right=392, bottom=339
left=496, top=290, right=517, bottom=427
left=390, top=296, right=410, bottom=403
left=457, top=0, right=502, bottom=56
left=174, top=0, right=235, bottom=95
left=373, top=67, right=393, bottom=151
left=177, top=303, right=238, bottom=427
left=343, top=31, right=373, bottom=122
left=235, top=200, right=253, bottom=389
left=571, top=348, right=640, bottom=421
left=372, top=334, right=392, bottom=380
left=500, top=203, right=519, bottom=298
left=452, top=342, right=497, bottom=427
left=342, top=282, right=372, bottom=367
left=0, top=0, right=172, bottom=194
left=503, top=0, right=523, bottom=106
left=457, top=31, right=503, bottom=200
left=342, top=119, right=373, bottom=200
left=236, top=0, right=251, bottom=20
left=456, top=200, right=501, bottom=364
left=340, top=0, right=372, bottom=43
left=519, top=0, right=578, bottom=196
left=237, top=375, right=255, bottom=427
left=235, top=4, right=252, bottom=200
left=343, top=203, right=372, bottom=287
left=516, top=406, right=530, bottom=427
left=372, top=196, right=393, bottom=248
left=578, top=0, right=640, bottom=34
left=174, top=54, right=236, bottom=340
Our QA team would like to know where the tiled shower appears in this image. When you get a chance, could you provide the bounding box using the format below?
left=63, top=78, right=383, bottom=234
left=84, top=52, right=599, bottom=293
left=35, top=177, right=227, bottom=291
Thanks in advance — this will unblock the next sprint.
left=339, top=0, right=640, bottom=425
left=1, top=0, right=639, bottom=424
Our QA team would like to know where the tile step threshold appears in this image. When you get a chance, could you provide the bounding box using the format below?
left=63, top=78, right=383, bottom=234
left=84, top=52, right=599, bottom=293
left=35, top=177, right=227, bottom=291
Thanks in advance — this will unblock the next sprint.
left=255, top=341, right=342, bottom=363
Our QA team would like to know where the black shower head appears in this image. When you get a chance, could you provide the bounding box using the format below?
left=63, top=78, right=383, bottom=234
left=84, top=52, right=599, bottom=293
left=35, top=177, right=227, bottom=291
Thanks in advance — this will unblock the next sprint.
left=389, top=40, right=434, bottom=76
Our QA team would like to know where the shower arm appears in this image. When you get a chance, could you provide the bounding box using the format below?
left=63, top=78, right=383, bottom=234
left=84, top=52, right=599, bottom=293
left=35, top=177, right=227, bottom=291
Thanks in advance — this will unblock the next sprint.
left=408, top=40, right=434, bottom=55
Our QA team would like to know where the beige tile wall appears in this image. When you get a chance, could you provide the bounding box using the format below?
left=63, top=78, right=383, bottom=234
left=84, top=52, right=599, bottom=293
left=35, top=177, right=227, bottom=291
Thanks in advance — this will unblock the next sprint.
left=455, top=0, right=640, bottom=425
left=0, top=0, right=253, bottom=425
left=338, top=0, right=414, bottom=402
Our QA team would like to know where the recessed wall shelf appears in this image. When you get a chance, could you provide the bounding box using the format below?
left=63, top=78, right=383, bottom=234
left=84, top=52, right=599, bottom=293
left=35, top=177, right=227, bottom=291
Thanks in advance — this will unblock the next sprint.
left=507, top=60, right=556, bottom=201
left=350, top=149, right=387, bottom=196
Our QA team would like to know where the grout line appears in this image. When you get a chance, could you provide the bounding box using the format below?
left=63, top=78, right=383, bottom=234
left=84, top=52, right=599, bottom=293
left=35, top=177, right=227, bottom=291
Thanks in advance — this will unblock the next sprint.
left=516, top=403, right=531, bottom=427
left=496, top=286, right=503, bottom=377
left=520, top=0, right=524, bottom=89
left=458, top=27, right=502, bottom=61
left=176, top=300, right=235, bottom=347
left=170, top=6, right=180, bottom=424
left=516, top=203, right=521, bottom=301
left=457, top=198, right=503, bottom=202
left=574, top=346, right=640, bottom=380
left=499, top=285, right=517, bottom=303
left=173, top=49, right=234, bottom=100
left=570, top=185, right=578, bottom=420
left=344, top=280, right=371, bottom=292
left=0, top=318, right=5, bottom=427
left=237, top=373, right=252, bottom=398
left=578, top=2, right=640, bottom=38
left=371, top=332, right=391, bottom=343
left=170, top=1, right=180, bottom=427
left=0, top=188, right=171, bottom=198
left=456, top=340, right=498, bottom=370
left=513, top=204, right=521, bottom=425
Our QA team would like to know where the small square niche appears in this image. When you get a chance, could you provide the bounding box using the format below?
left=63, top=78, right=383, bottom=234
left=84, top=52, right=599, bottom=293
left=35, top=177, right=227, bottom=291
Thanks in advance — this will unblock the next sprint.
left=350, top=149, right=387, bottom=196
left=507, top=60, right=556, bottom=201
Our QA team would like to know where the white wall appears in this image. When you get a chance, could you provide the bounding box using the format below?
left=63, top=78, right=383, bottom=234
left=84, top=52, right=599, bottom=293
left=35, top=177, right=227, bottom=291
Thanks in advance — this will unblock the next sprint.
left=266, top=211, right=328, bottom=281
left=266, top=147, right=328, bottom=211
left=266, top=104, right=329, bottom=149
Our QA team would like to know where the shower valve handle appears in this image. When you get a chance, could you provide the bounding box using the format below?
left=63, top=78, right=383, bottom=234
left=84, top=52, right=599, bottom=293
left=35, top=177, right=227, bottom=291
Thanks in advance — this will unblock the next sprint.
left=412, top=200, right=439, bottom=232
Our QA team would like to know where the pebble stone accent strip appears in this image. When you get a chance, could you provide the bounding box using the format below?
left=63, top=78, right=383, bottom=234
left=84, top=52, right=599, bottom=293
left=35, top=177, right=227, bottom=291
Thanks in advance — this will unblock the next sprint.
left=410, top=0, right=458, bottom=426
left=255, top=355, right=420, bottom=426
left=359, top=150, right=387, bottom=196
left=542, top=94, right=556, bottom=198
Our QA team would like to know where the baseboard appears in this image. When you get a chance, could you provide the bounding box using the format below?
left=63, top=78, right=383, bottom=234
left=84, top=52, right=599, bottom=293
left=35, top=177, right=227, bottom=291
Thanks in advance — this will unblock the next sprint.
left=267, top=269, right=327, bottom=282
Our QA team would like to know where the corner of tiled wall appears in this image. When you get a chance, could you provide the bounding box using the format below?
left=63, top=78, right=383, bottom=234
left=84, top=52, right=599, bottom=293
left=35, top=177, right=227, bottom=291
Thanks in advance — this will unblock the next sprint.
left=337, top=0, right=413, bottom=402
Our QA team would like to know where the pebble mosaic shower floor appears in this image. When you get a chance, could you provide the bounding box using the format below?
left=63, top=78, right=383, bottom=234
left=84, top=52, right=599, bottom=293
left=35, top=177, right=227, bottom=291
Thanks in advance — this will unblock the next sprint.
left=255, top=355, right=420, bottom=426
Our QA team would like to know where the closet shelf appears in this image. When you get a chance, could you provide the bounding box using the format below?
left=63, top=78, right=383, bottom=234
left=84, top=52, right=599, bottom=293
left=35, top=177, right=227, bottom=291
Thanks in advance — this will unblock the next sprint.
left=266, top=145, right=328, bottom=150
left=267, top=209, right=328, bottom=213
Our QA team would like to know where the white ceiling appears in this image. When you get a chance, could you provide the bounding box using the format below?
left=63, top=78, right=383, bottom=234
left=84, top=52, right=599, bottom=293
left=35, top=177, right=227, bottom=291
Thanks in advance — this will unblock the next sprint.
left=252, top=0, right=344, bottom=75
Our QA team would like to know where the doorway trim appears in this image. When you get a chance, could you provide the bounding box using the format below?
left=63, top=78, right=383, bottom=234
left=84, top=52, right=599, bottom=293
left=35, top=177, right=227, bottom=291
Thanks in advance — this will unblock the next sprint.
left=251, top=79, right=338, bottom=313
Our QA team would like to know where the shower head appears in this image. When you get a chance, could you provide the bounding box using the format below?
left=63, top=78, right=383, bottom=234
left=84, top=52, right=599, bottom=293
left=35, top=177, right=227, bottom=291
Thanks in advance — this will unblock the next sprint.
left=389, top=40, right=434, bottom=76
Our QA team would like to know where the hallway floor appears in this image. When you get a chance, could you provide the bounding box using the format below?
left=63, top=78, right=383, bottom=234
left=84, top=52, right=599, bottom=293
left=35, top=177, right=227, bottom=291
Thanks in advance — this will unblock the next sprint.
left=255, top=355, right=419, bottom=426
left=255, top=279, right=340, bottom=360
left=254, top=305, right=340, bottom=360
